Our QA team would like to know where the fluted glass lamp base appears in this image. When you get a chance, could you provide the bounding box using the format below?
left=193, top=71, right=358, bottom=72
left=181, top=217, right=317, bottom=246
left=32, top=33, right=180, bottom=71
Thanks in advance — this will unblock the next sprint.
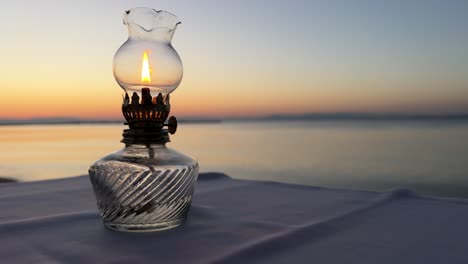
left=89, top=142, right=199, bottom=233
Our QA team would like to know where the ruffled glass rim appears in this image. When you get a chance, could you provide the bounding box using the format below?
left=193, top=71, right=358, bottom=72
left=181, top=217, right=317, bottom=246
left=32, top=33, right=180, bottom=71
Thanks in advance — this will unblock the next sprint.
left=123, top=7, right=181, bottom=32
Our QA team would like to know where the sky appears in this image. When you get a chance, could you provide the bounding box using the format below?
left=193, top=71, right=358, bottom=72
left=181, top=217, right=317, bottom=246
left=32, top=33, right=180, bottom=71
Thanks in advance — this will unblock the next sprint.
left=0, top=0, right=467, bottom=119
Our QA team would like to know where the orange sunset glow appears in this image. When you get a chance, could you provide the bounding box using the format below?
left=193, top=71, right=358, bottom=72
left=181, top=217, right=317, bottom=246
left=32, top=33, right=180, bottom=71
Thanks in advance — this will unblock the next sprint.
left=0, top=1, right=466, bottom=121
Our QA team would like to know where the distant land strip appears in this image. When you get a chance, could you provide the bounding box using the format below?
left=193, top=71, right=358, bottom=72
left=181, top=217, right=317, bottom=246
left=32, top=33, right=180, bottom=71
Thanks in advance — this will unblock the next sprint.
left=0, top=113, right=467, bottom=126
left=256, top=113, right=468, bottom=121
left=0, top=118, right=222, bottom=126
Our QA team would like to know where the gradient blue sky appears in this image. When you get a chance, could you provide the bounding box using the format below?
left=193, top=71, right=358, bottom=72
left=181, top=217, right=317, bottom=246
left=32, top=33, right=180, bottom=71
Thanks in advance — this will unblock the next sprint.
left=0, top=0, right=467, bottom=118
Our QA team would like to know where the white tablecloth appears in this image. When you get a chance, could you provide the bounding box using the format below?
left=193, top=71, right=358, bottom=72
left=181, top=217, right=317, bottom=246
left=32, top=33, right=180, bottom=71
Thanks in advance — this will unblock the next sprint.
left=1, top=173, right=468, bottom=263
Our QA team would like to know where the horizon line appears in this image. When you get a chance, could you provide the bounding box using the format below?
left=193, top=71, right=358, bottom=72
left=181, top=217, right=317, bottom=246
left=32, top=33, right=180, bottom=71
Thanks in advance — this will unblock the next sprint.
left=1, top=112, right=468, bottom=126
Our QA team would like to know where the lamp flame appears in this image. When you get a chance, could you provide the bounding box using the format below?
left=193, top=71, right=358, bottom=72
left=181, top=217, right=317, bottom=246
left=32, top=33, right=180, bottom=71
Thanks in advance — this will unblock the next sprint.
left=141, top=51, right=151, bottom=83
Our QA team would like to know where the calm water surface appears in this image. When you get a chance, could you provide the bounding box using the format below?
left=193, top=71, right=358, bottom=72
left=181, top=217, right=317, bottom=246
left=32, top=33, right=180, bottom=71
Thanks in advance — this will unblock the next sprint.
left=1, top=121, right=468, bottom=197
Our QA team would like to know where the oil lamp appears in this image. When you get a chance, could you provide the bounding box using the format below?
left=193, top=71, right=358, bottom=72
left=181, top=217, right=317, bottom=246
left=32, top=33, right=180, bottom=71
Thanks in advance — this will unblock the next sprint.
left=89, top=8, right=198, bottom=232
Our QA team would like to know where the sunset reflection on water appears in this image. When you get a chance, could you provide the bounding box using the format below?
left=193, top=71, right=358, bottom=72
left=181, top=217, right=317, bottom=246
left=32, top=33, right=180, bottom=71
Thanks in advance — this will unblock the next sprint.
left=1, top=121, right=468, bottom=197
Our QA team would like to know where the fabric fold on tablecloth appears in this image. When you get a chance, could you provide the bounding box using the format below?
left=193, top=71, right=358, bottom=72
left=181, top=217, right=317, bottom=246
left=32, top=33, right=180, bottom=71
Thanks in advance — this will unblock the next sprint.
left=1, top=173, right=468, bottom=264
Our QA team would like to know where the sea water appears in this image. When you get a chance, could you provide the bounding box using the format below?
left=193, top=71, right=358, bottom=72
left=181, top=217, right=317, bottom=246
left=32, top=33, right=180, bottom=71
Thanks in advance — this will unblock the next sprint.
left=1, top=120, right=467, bottom=197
